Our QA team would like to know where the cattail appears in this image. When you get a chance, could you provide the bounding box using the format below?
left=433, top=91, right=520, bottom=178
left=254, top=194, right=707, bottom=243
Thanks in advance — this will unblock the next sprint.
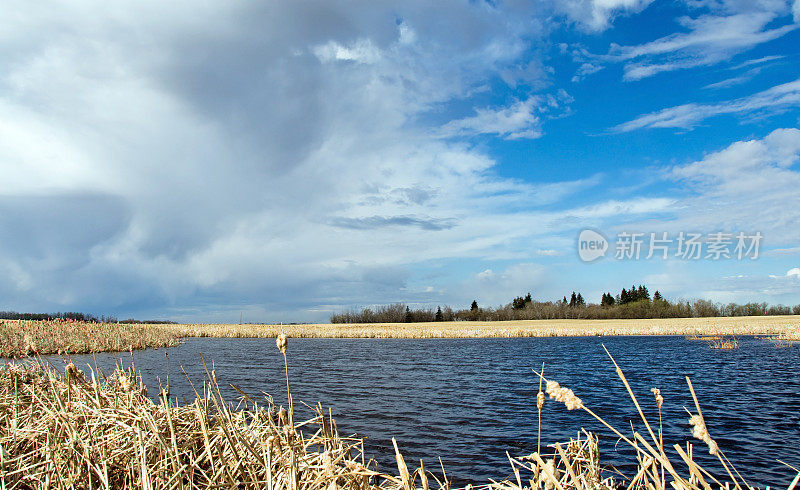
left=276, top=333, right=287, bottom=354
left=651, top=388, right=663, bottom=408
left=546, top=380, right=583, bottom=410
left=23, top=333, right=37, bottom=356
left=537, top=391, right=545, bottom=410
left=689, top=414, right=718, bottom=455
left=65, top=363, right=84, bottom=382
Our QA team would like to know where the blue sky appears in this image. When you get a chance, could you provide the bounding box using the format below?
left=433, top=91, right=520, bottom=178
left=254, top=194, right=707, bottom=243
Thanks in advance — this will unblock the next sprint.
left=1, top=0, right=800, bottom=322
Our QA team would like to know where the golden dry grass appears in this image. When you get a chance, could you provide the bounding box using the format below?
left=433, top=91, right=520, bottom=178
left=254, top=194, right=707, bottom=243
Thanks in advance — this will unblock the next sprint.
left=168, top=315, right=800, bottom=339
left=2, top=316, right=799, bottom=360
left=706, top=337, right=739, bottom=350
left=0, top=361, right=399, bottom=489
left=0, top=319, right=179, bottom=358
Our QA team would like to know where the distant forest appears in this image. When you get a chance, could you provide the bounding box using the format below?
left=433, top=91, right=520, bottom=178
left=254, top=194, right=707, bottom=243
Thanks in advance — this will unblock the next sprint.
left=0, top=311, right=175, bottom=324
left=330, top=285, right=800, bottom=323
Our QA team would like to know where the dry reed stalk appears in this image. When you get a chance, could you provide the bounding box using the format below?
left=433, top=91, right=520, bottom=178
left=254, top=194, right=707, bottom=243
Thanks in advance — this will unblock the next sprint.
left=0, top=360, right=401, bottom=489
left=706, top=337, right=739, bottom=350
left=537, top=362, right=545, bottom=455
left=524, top=349, right=775, bottom=490
left=0, top=319, right=179, bottom=358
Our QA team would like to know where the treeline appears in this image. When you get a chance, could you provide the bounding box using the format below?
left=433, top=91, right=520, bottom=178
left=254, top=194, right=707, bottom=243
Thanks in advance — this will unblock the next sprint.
left=330, top=285, right=800, bottom=323
left=0, top=311, right=175, bottom=324
left=0, top=311, right=112, bottom=322
left=331, top=304, right=457, bottom=324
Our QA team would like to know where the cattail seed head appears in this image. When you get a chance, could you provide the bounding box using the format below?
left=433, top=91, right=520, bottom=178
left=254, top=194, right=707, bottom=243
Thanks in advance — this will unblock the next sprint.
left=688, top=414, right=718, bottom=455
left=651, top=388, right=663, bottom=408
left=546, top=380, right=583, bottom=410
left=276, top=334, right=287, bottom=354
left=65, top=363, right=83, bottom=382
left=536, top=391, right=545, bottom=410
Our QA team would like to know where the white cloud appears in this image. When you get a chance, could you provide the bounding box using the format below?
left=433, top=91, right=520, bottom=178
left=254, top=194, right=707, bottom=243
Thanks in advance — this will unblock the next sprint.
left=439, top=91, right=573, bottom=140
left=794, top=0, right=800, bottom=22
left=571, top=62, right=604, bottom=82
left=313, top=39, right=382, bottom=64
left=613, top=78, right=800, bottom=131
left=787, top=267, right=800, bottom=277
left=661, top=128, right=800, bottom=245
left=556, top=0, right=655, bottom=31
left=569, top=2, right=797, bottom=81
left=458, top=263, right=551, bottom=307
left=615, top=12, right=797, bottom=80
left=438, top=98, right=544, bottom=140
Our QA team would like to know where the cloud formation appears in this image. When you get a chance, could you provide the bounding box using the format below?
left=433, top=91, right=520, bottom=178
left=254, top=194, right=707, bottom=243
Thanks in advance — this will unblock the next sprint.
left=613, top=78, right=800, bottom=131
left=1, top=1, right=798, bottom=320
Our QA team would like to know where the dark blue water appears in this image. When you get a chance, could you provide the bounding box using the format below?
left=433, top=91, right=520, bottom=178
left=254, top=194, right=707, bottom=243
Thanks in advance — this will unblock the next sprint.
left=17, top=336, right=800, bottom=487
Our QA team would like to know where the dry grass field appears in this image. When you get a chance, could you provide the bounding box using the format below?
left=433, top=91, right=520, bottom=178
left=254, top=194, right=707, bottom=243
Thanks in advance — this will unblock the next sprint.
left=0, top=319, right=179, bottom=358
left=2, top=316, right=798, bottom=359
left=168, top=315, right=800, bottom=339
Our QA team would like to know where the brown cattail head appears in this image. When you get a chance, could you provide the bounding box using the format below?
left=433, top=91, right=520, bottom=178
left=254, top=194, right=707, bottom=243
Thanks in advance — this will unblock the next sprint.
left=65, top=363, right=83, bottom=382
left=651, top=388, right=663, bottom=408
left=546, top=380, right=583, bottom=410
left=536, top=391, right=545, bottom=410
left=276, top=334, right=287, bottom=354
left=688, top=414, right=718, bottom=455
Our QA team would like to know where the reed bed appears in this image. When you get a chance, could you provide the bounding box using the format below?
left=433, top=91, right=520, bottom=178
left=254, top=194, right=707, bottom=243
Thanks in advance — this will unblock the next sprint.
left=168, top=316, right=799, bottom=340
left=0, top=319, right=180, bottom=358
left=3, top=317, right=800, bottom=360
left=703, top=337, right=740, bottom=349
left=0, top=359, right=400, bottom=489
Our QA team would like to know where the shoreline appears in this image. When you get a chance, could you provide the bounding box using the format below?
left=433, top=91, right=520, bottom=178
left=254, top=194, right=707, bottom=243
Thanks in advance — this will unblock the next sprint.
left=2, top=316, right=798, bottom=358
left=167, top=315, right=800, bottom=339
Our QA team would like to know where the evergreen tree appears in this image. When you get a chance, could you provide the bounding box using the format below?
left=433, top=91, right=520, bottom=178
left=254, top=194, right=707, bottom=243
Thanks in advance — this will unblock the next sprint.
left=524, top=292, right=532, bottom=304
left=638, top=285, right=650, bottom=302
left=620, top=288, right=629, bottom=304
left=576, top=293, right=585, bottom=306
left=653, top=290, right=663, bottom=302
left=562, top=296, right=568, bottom=304
left=569, top=291, right=577, bottom=307
left=435, top=306, right=443, bottom=321
left=471, top=300, right=478, bottom=311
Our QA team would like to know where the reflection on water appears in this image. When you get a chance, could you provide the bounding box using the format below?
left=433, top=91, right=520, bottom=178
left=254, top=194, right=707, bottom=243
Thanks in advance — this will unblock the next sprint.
left=15, top=335, right=800, bottom=486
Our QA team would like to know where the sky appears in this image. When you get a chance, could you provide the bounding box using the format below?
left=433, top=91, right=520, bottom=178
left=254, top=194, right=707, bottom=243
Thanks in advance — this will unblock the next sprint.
left=1, top=0, right=800, bottom=323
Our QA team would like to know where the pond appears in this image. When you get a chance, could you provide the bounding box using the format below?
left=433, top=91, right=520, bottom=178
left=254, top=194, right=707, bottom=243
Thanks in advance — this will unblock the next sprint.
left=23, top=335, right=800, bottom=486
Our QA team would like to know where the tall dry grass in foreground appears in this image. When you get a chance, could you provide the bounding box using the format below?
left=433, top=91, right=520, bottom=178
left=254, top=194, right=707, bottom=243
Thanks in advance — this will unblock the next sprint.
left=0, top=319, right=180, bottom=358
left=2, top=337, right=799, bottom=489
left=0, top=359, right=398, bottom=489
